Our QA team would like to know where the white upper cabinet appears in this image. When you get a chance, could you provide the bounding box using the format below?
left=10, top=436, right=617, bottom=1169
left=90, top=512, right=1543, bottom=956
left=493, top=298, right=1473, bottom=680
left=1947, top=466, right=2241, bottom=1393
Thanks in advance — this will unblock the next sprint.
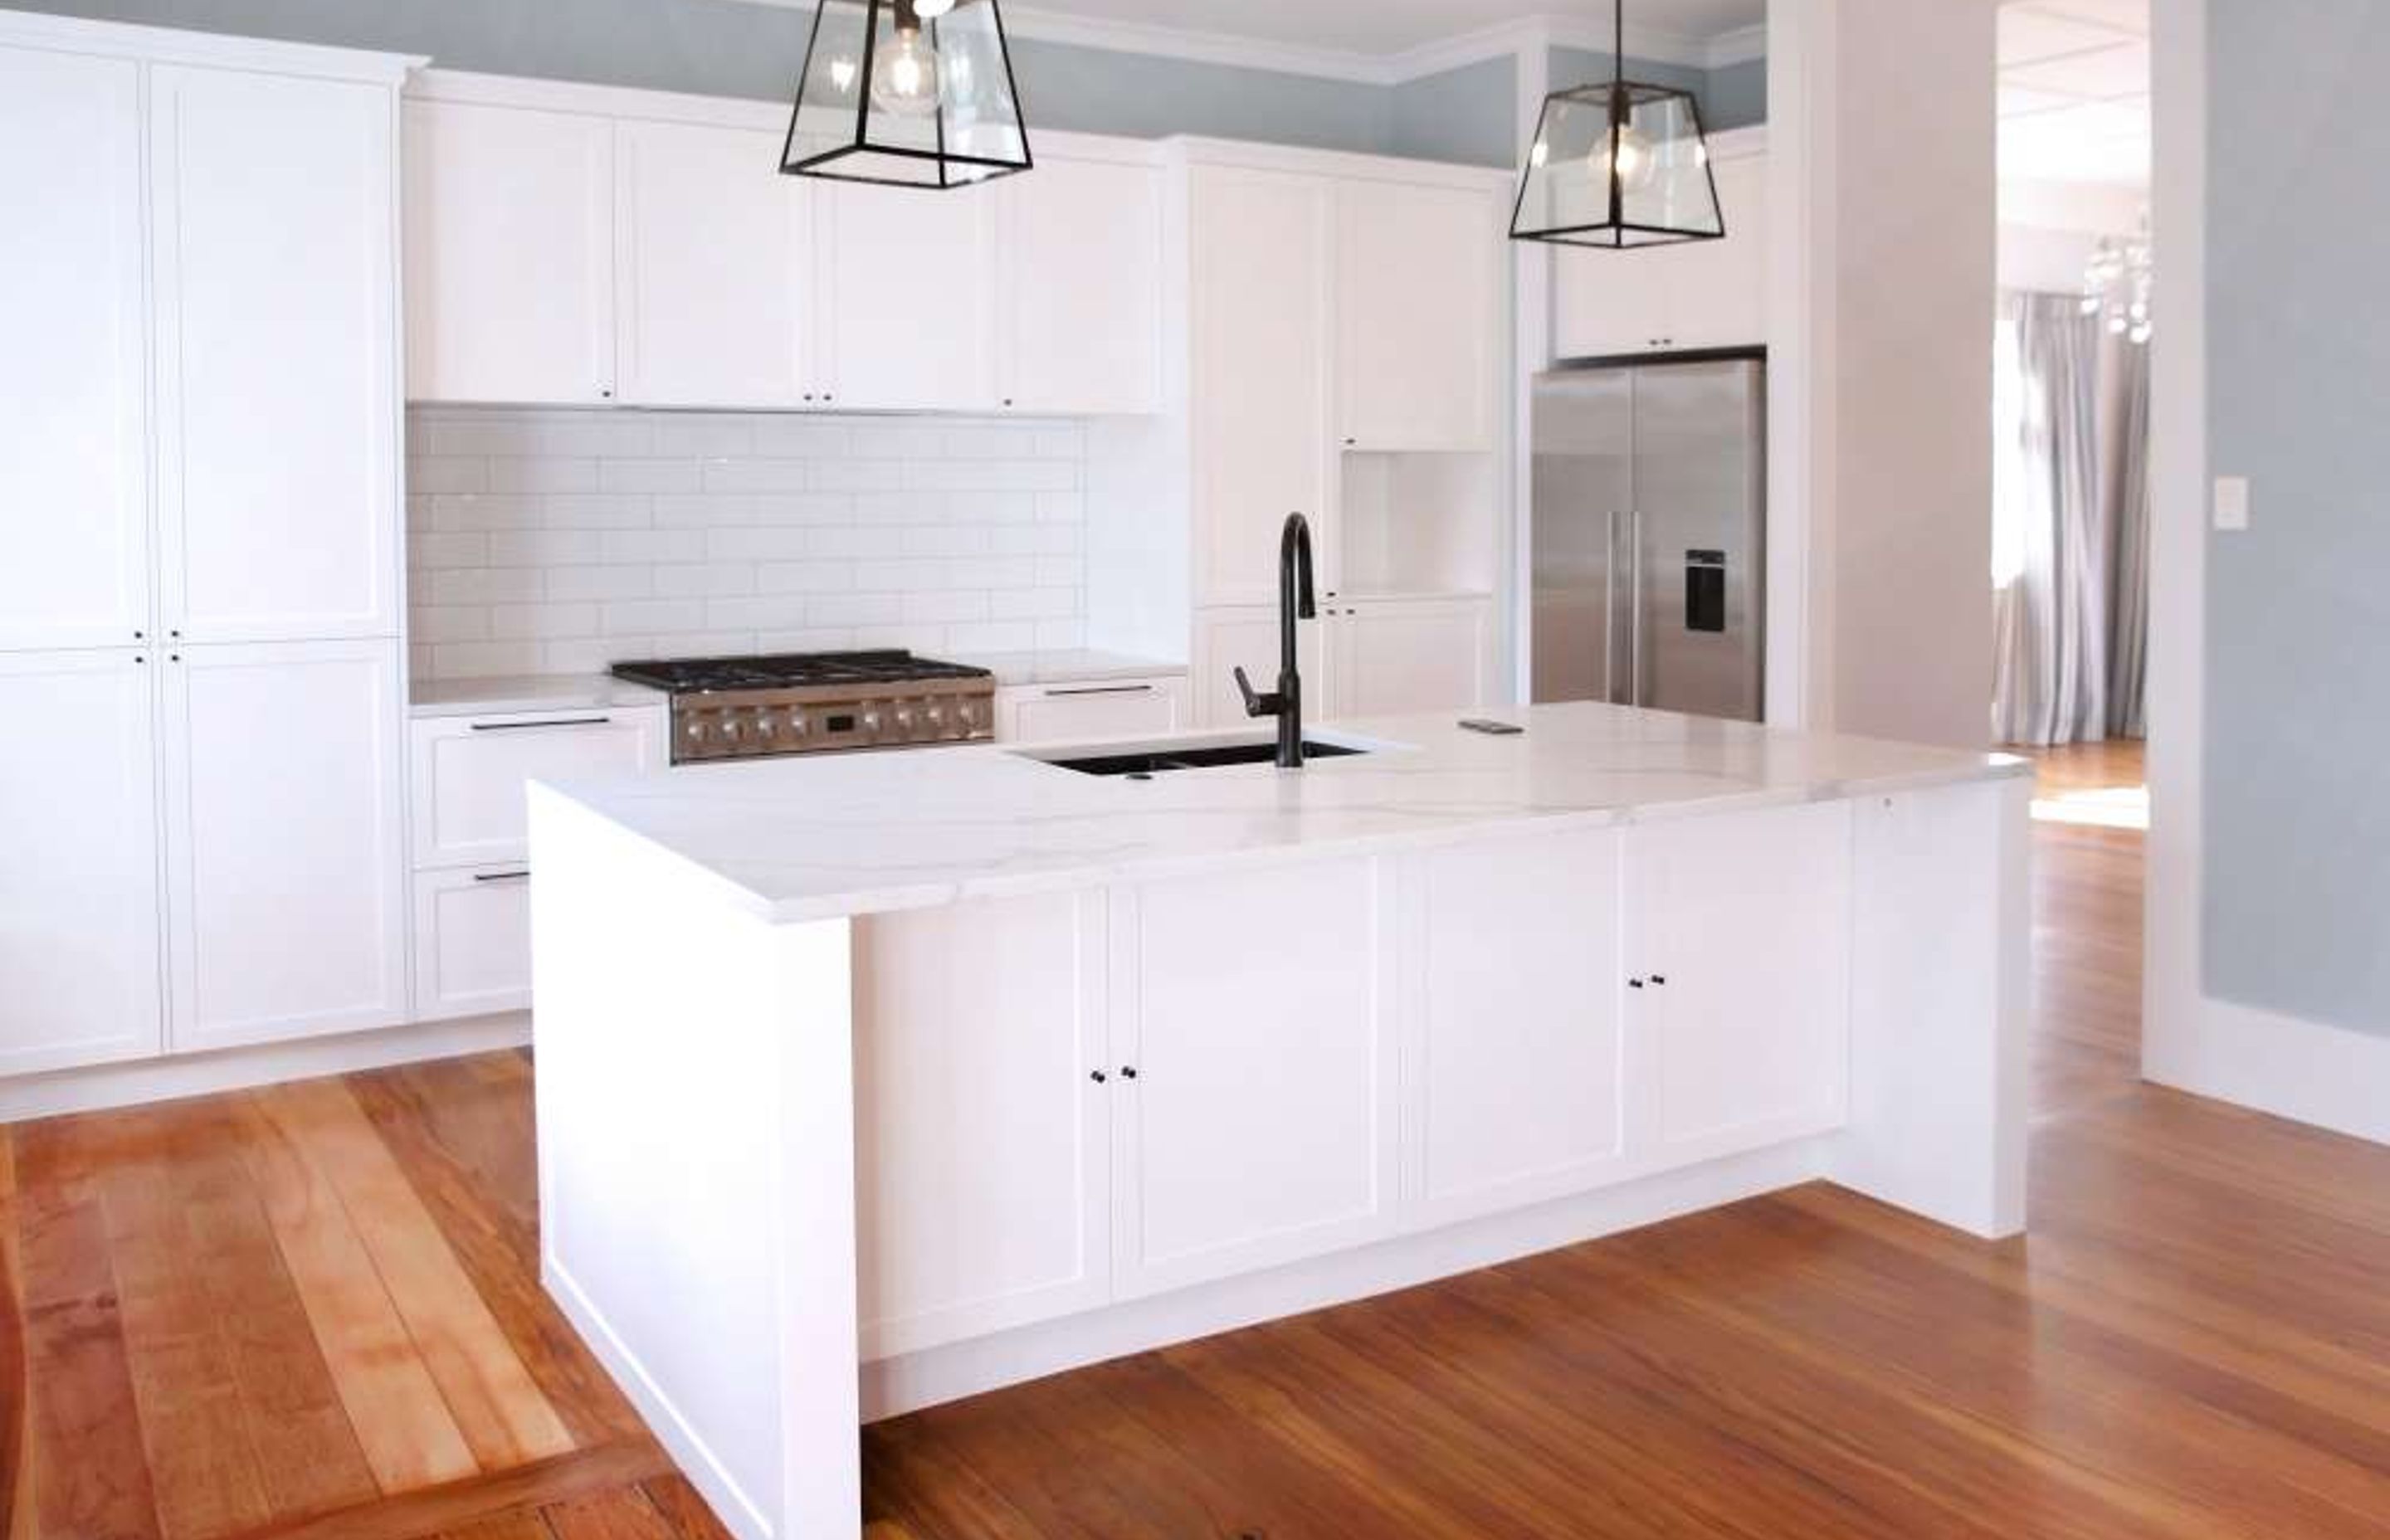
left=1190, top=165, right=1335, bottom=607
left=0, top=47, right=152, bottom=652
left=1626, top=798, right=1852, bottom=1165
left=1335, top=179, right=1500, bottom=452
left=1331, top=598, right=1493, bottom=718
left=996, top=155, right=1163, bottom=415
left=163, top=641, right=408, bottom=1053
left=817, top=182, right=998, bottom=413
left=405, top=98, right=617, bottom=405
left=1554, top=144, right=1768, bottom=359
left=616, top=118, right=814, bottom=409
left=0, top=651, right=164, bottom=1077
left=152, top=66, right=400, bottom=643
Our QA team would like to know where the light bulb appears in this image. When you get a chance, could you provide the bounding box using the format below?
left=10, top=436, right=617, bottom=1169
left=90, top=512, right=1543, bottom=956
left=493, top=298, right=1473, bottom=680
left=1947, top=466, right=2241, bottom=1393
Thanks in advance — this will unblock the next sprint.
left=871, top=26, right=939, bottom=117
left=1591, top=123, right=1658, bottom=194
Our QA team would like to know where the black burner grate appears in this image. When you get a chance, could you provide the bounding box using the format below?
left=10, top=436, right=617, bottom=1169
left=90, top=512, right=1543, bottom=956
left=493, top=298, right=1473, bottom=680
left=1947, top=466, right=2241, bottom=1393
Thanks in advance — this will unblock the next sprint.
left=611, top=651, right=994, bottom=694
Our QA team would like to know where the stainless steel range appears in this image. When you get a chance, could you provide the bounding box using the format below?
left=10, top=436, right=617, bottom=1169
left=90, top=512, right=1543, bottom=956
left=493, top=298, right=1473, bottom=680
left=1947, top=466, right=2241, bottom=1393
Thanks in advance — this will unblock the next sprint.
left=612, top=651, right=997, bottom=764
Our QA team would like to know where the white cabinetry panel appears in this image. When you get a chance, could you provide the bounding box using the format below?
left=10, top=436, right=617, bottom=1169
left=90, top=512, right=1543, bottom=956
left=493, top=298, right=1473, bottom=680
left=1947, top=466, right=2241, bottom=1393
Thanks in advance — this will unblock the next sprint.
left=996, top=678, right=1186, bottom=743
left=152, top=66, right=399, bottom=642
left=820, top=184, right=996, bottom=412
left=0, top=651, right=164, bottom=1075
left=410, top=709, right=664, bottom=870
left=1336, top=179, right=1500, bottom=452
left=997, top=156, right=1163, bottom=415
left=412, top=866, right=533, bottom=1022
left=1334, top=599, right=1492, bottom=718
left=0, top=47, right=152, bottom=653
left=1411, top=826, right=1625, bottom=1225
left=1113, top=858, right=1397, bottom=1298
left=1554, top=148, right=1768, bottom=359
left=163, top=641, right=407, bottom=1051
left=1627, top=799, right=1852, bottom=1163
left=1190, top=166, right=1334, bottom=607
left=404, top=98, right=616, bottom=405
left=616, top=119, right=813, bottom=409
left=856, top=891, right=1110, bottom=1358
left=1191, top=607, right=1327, bottom=729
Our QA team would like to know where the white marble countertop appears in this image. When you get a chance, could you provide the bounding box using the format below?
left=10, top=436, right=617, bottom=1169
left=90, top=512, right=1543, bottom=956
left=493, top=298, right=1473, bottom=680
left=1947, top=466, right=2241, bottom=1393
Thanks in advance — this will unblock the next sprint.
left=410, top=674, right=667, bottom=719
left=958, top=650, right=1189, bottom=687
left=536, top=703, right=2030, bottom=924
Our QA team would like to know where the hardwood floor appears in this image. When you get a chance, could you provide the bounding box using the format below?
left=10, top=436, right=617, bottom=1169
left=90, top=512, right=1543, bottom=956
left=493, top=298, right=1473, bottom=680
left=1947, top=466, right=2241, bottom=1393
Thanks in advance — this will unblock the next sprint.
left=23, top=734, right=2390, bottom=1538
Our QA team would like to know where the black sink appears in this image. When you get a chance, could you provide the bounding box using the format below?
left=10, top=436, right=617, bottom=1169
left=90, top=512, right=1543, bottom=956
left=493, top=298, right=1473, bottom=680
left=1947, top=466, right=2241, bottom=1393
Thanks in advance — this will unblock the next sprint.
left=1036, top=740, right=1368, bottom=777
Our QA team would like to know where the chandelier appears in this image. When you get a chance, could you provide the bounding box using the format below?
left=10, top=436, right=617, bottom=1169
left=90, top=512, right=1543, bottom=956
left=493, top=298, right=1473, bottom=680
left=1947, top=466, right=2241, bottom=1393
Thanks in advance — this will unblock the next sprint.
left=2081, top=216, right=2153, bottom=345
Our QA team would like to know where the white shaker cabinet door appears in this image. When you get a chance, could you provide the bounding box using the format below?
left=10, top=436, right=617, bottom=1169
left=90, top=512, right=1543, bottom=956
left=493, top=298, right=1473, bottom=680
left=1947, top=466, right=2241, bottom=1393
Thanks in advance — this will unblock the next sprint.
left=1666, top=153, right=1769, bottom=353
left=616, top=118, right=815, bottom=409
left=1625, top=798, right=1853, bottom=1165
left=163, top=641, right=408, bottom=1052
left=151, top=66, right=400, bottom=644
left=404, top=98, right=617, bottom=406
left=1335, top=179, right=1501, bottom=452
left=1332, top=598, right=1493, bottom=719
left=855, top=891, right=1111, bottom=1358
left=1189, top=166, right=1334, bottom=607
left=1409, top=826, right=1627, bottom=1227
left=0, top=651, right=164, bottom=1076
left=996, top=678, right=1186, bottom=744
left=818, top=182, right=997, bottom=412
left=1111, top=858, right=1399, bottom=1300
left=0, top=47, right=152, bottom=653
left=997, top=155, right=1164, bottom=415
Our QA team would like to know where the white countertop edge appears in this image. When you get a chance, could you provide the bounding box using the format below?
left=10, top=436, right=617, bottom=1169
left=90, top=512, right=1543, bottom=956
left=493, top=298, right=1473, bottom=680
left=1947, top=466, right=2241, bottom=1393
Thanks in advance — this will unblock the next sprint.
left=410, top=675, right=668, bottom=719
left=539, top=753, right=2031, bottom=929
left=958, top=649, right=1189, bottom=686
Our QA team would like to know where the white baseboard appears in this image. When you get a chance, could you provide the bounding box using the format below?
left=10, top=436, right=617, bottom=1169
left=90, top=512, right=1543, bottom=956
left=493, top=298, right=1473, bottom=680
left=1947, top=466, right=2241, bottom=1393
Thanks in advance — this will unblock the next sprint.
left=2145, top=995, right=2390, bottom=1147
left=861, top=1137, right=1832, bottom=1422
left=0, top=1011, right=531, bottom=1123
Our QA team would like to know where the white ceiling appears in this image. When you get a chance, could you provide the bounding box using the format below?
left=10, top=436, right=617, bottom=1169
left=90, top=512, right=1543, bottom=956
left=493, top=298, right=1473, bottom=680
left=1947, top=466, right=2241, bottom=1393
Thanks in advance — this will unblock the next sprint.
left=1998, top=0, right=2149, bottom=188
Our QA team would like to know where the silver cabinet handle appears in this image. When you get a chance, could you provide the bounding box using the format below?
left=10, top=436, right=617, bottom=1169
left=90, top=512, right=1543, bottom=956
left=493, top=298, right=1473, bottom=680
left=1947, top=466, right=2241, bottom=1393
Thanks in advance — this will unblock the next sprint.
left=1630, top=510, right=1645, bottom=709
left=1605, top=509, right=1621, bottom=705
left=470, top=716, right=612, bottom=733
left=1045, top=685, right=1156, bottom=699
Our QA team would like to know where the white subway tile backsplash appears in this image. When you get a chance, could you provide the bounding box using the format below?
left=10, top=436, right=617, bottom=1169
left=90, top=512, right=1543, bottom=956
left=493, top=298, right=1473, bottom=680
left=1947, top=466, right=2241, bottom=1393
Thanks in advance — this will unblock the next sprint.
left=406, top=406, right=1090, bottom=677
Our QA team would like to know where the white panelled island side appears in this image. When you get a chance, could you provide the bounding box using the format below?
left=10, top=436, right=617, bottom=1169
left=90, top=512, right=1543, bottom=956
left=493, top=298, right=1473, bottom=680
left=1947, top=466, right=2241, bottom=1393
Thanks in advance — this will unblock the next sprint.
left=528, top=704, right=2032, bottom=1540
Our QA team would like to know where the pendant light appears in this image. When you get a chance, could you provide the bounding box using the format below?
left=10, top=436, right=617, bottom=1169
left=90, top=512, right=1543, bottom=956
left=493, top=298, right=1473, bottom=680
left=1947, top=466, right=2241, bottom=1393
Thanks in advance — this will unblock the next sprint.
left=781, top=0, right=1032, bottom=189
left=1510, top=0, right=1724, bottom=246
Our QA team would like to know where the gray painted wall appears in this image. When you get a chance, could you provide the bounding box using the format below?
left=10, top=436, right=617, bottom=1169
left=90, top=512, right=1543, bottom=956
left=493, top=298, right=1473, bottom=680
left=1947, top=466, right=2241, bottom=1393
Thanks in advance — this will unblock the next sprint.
left=2205, top=0, right=2390, bottom=1034
left=1, top=0, right=1753, bottom=163
left=1546, top=46, right=1765, bottom=134
left=1389, top=55, right=1518, bottom=169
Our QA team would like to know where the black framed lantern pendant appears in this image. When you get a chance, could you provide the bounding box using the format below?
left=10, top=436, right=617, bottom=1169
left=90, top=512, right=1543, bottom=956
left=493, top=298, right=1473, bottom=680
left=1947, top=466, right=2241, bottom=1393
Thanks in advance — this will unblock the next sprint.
left=781, top=0, right=1032, bottom=190
left=1510, top=0, right=1723, bottom=246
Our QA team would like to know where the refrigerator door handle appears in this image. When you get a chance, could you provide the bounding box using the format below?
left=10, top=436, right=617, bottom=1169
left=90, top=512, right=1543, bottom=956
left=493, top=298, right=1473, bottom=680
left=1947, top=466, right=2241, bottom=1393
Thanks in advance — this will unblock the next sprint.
left=1630, top=510, right=1646, bottom=709
left=1604, top=509, right=1621, bottom=704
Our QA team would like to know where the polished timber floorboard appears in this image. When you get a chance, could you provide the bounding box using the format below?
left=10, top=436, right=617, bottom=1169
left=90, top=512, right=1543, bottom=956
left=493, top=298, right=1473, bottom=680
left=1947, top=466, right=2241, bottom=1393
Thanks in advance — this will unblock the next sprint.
left=21, top=740, right=2390, bottom=1538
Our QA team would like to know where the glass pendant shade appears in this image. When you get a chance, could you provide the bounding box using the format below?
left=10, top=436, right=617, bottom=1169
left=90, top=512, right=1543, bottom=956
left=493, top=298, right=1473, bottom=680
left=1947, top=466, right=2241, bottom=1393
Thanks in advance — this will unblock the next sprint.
left=1510, top=1, right=1724, bottom=246
left=782, top=0, right=1032, bottom=189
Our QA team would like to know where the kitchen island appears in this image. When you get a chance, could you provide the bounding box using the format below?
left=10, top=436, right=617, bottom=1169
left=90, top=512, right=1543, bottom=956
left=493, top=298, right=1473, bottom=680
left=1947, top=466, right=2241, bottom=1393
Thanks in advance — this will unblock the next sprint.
left=528, top=704, right=2032, bottom=1540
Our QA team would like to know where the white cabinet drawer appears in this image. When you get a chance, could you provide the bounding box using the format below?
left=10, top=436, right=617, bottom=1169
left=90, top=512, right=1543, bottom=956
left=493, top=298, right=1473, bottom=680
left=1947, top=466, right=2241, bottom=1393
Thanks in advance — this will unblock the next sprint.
left=996, top=677, right=1187, bottom=743
left=412, top=865, right=532, bottom=1021
left=410, top=708, right=663, bottom=869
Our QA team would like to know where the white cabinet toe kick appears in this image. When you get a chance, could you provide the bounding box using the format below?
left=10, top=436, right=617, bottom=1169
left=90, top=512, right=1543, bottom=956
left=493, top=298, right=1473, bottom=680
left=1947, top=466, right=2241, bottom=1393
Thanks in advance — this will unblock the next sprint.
left=529, top=769, right=2029, bottom=1540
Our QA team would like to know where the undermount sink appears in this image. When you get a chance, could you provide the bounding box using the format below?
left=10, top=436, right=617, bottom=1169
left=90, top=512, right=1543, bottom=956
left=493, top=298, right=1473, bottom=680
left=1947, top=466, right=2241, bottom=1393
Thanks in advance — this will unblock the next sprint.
left=1022, top=738, right=1371, bottom=778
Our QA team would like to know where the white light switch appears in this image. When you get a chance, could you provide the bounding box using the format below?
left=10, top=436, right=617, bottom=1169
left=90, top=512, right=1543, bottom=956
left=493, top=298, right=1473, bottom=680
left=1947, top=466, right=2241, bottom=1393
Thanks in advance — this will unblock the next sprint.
left=2214, top=475, right=2251, bottom=532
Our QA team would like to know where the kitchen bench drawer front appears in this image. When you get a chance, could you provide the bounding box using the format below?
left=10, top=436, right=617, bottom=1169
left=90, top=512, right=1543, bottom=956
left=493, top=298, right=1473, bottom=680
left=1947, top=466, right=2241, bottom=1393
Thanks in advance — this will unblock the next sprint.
left=413, top=865, right=534, bottom=1021
left=996, top=677, right=1187, bottom=744
left=411, top=708, right=664, bottom=870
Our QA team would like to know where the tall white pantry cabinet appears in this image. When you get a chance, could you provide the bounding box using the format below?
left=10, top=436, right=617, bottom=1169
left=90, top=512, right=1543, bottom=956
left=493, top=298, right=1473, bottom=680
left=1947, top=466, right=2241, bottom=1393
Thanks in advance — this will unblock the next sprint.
left=0, top=18, right=414, bottom=1076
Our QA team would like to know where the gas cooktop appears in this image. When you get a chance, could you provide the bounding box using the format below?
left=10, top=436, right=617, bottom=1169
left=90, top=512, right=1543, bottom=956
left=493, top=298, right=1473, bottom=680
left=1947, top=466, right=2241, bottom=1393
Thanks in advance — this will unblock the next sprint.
left=612, top=651, right=998, bottom=763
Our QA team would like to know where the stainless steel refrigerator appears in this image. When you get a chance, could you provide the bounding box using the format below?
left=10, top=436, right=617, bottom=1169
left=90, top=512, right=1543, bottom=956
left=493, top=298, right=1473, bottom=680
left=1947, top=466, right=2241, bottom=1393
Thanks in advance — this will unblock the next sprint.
left=1530, top=357, right=1766, bottom=721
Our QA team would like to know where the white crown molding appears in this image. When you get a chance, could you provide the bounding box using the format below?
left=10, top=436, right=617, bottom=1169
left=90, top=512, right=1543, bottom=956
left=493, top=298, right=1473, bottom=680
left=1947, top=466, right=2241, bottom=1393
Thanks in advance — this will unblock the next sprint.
left=0, top=7, right=422, bottom=81
left=705, top=2, right=1763, bottom=87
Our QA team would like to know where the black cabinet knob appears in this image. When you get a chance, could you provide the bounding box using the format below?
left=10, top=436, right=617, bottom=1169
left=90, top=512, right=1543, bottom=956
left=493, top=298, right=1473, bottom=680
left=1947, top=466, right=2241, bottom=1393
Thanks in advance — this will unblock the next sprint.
left=1651, top=975, right=1668, bottom=987
left=1628, top=978, right=1646, bottom=990
left=1090, top=1070, right=1107, bottom=1084
left=1120, top=1065, right=1139, bottom=1079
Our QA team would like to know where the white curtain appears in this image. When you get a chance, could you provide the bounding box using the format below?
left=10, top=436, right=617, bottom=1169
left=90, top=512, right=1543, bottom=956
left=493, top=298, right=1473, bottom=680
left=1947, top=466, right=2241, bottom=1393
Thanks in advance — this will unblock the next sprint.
left=2108, top=344, right=2152, bottom=738
left=1992, top=291, right=2139, bottom=746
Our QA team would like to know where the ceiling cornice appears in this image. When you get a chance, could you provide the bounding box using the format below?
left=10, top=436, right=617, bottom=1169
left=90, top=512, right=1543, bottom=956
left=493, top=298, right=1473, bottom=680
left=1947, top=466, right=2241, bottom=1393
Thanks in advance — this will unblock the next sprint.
left=710, top=2, right=1763, bottom=86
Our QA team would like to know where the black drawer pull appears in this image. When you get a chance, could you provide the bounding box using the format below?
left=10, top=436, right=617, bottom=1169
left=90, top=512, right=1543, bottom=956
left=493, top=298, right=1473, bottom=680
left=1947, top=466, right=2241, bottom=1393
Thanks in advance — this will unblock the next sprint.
left=1046, top=685, right=1156, bottom=699
left=470, top=716, right=612, bottom=733
left=473, top=870, right=532, bottom=884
